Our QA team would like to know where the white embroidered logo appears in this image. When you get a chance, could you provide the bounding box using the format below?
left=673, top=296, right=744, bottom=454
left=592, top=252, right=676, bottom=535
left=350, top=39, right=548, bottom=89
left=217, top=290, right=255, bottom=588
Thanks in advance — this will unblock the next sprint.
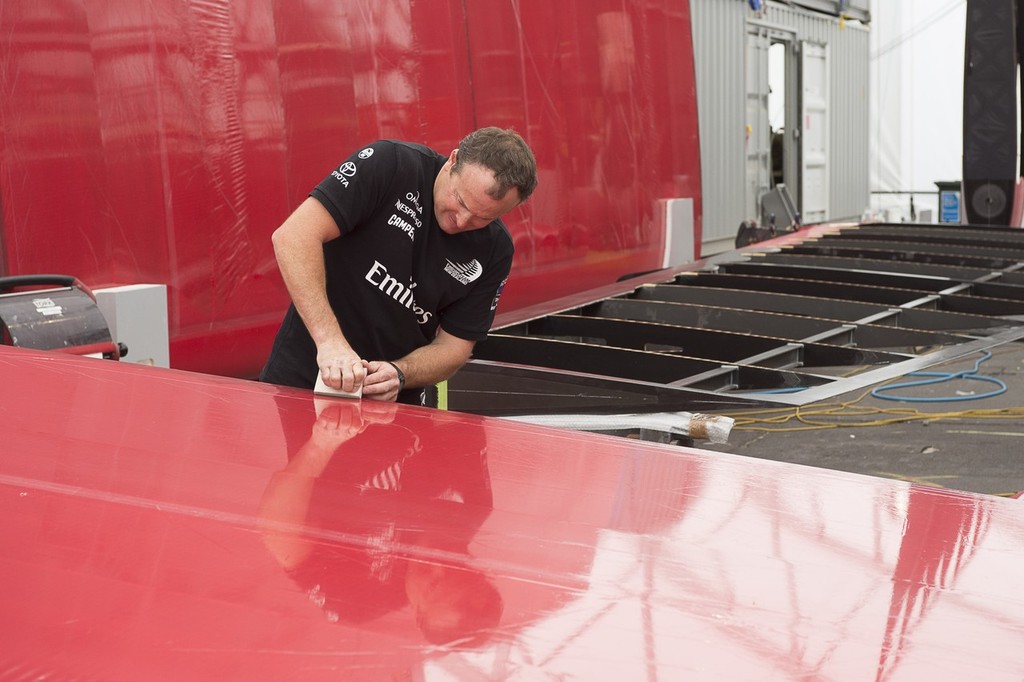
left=444, top=259, right=483, bottom=285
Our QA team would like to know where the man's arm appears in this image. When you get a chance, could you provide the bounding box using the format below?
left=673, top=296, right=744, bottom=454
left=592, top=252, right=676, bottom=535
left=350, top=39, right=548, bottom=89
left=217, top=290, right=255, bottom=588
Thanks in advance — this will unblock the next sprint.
left=271, top=197, right=366, bottom=392
left=362, top=329, right=474, bottom=401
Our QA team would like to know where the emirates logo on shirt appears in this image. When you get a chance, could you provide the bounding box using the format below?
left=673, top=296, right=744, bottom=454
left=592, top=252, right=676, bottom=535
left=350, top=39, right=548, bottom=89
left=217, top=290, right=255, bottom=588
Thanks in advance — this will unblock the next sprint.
left=444, top=259, right=483, bottom=285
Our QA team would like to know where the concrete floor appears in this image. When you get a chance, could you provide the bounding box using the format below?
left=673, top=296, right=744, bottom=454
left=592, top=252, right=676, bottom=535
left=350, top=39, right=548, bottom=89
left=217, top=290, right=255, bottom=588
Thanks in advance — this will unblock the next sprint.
left=701, top=341, right=1024, bottom=498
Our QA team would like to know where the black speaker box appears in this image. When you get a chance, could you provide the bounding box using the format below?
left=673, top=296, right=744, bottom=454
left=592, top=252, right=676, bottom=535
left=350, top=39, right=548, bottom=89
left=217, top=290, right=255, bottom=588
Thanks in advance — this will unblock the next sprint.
left=963, top=0, right=1018, bottom=225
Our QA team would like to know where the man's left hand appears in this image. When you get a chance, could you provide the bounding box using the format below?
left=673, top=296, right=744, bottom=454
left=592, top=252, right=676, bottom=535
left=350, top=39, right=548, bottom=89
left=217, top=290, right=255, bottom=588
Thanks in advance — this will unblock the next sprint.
left=362, top=360, right=405, bottom=401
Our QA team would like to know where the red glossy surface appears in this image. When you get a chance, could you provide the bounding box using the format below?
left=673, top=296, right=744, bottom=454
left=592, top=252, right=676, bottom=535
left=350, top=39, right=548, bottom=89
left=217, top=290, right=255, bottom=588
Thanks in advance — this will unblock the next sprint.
left=0, top=0, right=702, bottom=377
left=3, top=344, right=1024, bottom=679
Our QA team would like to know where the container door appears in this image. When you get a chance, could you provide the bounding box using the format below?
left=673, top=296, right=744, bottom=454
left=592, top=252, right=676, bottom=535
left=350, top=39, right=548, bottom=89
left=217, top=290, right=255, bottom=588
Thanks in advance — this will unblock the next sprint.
left=800, top=41, right=829, bottom=224
left=745, top=27, right=772, bottom=225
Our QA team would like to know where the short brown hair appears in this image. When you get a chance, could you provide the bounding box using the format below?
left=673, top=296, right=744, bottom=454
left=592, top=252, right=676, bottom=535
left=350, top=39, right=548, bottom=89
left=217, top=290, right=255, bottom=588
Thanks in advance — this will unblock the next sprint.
left=453, top=127, right=538, bottom=202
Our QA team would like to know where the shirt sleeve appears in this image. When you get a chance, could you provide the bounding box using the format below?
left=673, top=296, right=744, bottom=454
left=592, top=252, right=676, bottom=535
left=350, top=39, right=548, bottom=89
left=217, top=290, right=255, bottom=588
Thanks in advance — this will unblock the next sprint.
left=309, top=141, right=396, bottom=236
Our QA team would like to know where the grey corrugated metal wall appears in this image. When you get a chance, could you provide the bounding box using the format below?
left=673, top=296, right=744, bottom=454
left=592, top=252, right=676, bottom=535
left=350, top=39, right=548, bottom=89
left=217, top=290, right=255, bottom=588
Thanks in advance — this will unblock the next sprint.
left=691, top=0, right=748, bottom=255
left=691, top=0, right=870, bottom=255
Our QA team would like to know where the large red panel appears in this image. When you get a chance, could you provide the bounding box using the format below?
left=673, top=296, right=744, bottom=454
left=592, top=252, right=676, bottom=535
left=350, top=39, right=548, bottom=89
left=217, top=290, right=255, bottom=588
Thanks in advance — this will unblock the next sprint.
left=0, top=3, right=112, bottom=279
left=463, top=0, right=702, bottom=309
left=2, top=346, right=1023, bottom=678
left=0, top=0, right=702, bottom=377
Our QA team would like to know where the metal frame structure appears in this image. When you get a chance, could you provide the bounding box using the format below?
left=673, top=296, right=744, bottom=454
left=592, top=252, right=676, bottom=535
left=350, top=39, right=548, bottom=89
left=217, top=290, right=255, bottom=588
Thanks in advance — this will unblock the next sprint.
left=449, top=223, right=1024, bottom=418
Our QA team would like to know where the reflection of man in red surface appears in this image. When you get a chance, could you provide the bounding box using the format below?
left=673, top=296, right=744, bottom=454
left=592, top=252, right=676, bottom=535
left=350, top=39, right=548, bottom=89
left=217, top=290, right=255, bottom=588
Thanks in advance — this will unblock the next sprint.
left=259, top=399, right=501, bottom=647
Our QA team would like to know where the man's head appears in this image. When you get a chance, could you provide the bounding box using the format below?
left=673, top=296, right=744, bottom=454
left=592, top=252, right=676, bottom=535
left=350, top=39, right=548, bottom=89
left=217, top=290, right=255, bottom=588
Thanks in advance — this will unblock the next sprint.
left=434, top=127, right=537, bottom=235
left=405, top=560, right=503, bottom=647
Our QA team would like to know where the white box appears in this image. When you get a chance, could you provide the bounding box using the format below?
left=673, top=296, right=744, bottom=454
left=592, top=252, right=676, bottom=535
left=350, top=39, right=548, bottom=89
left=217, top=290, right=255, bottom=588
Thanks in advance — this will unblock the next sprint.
left=94, top=284, right=169, bottom=368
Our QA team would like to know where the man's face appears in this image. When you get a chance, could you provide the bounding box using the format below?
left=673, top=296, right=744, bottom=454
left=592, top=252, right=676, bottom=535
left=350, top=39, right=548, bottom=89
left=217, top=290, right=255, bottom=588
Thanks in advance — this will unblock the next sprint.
left=434, top=150, right=521, bottom=235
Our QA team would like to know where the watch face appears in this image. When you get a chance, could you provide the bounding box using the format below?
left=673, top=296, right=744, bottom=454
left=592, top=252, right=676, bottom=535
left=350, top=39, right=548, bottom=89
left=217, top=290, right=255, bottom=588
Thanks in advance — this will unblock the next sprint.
left=970, top=182, right=1007, bottom=220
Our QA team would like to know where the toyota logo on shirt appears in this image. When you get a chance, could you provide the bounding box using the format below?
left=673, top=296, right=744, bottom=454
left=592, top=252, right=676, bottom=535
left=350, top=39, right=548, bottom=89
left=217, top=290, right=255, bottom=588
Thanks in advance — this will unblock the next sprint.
left=331, top=161, right=358, bottom=187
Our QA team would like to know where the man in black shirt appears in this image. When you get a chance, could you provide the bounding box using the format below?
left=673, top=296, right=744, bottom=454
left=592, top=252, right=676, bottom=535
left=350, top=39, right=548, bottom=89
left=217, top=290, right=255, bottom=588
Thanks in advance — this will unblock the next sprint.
left=260, top=127, right=537, bottom=405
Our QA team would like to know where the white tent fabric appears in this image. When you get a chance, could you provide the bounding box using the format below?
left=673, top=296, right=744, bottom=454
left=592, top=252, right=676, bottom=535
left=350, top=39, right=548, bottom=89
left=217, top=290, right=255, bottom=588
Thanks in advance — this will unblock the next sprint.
left=870, top=1, right=967, bottom=223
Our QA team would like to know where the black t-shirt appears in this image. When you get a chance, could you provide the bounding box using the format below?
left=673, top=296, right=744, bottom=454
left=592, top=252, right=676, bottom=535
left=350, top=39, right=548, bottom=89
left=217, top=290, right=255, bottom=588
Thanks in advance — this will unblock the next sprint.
left=261, top=140, right=514, bottom=391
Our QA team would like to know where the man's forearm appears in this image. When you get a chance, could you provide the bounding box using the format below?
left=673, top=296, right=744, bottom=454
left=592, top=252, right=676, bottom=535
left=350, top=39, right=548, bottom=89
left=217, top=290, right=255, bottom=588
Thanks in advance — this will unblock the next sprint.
left=272, top=227, right=345, bottom=348
left=394, top=330, right=475, bottom=389
left=270, top=198, right=366, bottom=391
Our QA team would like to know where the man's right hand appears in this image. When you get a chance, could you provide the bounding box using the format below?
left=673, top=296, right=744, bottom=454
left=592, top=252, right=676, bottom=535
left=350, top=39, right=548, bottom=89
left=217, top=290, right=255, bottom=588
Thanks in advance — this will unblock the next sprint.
left=316, top=340, right=367, bottom=393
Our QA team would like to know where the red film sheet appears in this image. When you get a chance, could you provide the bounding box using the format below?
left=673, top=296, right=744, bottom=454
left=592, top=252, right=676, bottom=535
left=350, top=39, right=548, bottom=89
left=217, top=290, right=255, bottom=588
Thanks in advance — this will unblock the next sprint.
left=1, top=344, right=1023, bottom=679
left=0, top=1, right=702, bottom=377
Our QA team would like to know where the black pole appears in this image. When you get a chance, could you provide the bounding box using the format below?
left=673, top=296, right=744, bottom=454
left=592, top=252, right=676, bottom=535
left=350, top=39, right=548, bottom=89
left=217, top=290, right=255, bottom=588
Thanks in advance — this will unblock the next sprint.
left=1018, top=0, right=1024, bottom=176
